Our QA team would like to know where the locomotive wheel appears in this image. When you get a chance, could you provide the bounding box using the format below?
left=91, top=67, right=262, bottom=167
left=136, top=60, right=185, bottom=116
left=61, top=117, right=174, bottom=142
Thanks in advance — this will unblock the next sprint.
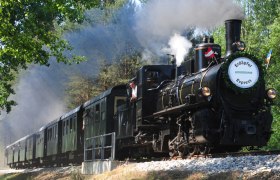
left=169, top=151, right=176, bottom=157
left=169, top=145, right=189, bottom=158
left=199, top=145, right=210, bottom=155
left=177, top=146, right=186, bottom=158
left=187, top=145, right=199, bottom=156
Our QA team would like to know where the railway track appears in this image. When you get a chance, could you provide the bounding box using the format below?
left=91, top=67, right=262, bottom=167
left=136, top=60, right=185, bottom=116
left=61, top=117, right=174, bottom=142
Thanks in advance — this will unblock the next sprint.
left=208, top=149, right=280, bottom=158
left=128, top=149, right=280, bottom=162
left=173, top=150, right=280, bottom=160
left=129, top=150, right=280, bottom=162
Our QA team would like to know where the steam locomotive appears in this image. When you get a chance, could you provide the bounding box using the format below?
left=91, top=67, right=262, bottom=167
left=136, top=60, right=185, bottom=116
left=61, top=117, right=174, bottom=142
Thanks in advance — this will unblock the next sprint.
left=115, top=19, right=276, bottom=157
left=5, top=19, right=277, bottom=168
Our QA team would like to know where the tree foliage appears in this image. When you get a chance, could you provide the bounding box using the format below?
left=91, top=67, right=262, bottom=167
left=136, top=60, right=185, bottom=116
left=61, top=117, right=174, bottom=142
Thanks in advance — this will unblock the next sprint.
left=0, top=0, right=123, bottom=112
left=265, top=13, right=280, bottom=149
left=65, top=75, right=101, bottom=109
left=241, top=1, right=280, bottom=149
left=65, top=51, right=144, bottom=109
left=97, top=52, right=144, bottom=89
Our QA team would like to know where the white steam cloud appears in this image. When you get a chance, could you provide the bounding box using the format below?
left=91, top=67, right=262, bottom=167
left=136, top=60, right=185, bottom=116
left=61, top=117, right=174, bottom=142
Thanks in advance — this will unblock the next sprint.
left=163, top=33, right=192, bottom=66
left=134, top=0, right=244, bottom=62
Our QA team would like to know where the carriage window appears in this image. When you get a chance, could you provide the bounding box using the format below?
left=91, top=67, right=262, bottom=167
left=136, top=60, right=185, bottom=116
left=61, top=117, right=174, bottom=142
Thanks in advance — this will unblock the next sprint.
left=91, top=107, right=95, bottom=120
left=101, top=101, right=106, bottom=121
left=84, top=109, right=90, bottom=124
left=53, top=127, right=55, bottom=138
left=63, top=122, right=65, bottom=135
left=101, top=112, right=105, bottom=121
left=73, top=117, right=76, bottom=131
left=55, top=126, right=57, bottom=138
left=50, top=129, right=52, bottom=140
left=37, top=135, right=39, bottom=144
left=66, top=120, right=69, bottom=134
left=62, top=121, right=65, bottom=135
left=48, top=129, right=50, bottom=141
left=70, top=118, right=73, bottom=132
left=64, top=121, right=66, bottom=135
left=95, top=104, right=100, bottom=122
left=52, top=127, right=54, bottom=139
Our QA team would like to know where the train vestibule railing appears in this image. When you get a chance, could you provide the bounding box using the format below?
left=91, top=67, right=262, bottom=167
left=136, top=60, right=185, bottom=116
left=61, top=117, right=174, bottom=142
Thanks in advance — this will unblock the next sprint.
left=84, top=132, right=115, bottom=162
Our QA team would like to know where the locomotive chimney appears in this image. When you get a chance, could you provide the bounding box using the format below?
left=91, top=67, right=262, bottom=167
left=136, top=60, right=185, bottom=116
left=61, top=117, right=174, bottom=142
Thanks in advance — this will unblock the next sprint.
left=225, top=19, right=242, bottom=56
left=168, top=54, right=178, bottom=85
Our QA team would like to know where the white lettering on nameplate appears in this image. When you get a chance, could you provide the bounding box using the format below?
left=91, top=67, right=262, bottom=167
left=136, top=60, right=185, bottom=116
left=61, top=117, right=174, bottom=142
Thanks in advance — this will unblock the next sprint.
left=228, top=57, right=259, bottom=88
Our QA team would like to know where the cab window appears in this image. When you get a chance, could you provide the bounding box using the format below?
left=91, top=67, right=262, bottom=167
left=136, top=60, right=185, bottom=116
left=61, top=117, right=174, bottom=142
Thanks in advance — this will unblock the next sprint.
left=146, top=71, right=160, bottom=88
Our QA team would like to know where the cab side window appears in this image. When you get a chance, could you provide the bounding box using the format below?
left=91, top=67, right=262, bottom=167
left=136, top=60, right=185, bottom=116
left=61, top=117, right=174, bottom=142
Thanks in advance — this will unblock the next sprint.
left=146, top=71, right=160, bottom=88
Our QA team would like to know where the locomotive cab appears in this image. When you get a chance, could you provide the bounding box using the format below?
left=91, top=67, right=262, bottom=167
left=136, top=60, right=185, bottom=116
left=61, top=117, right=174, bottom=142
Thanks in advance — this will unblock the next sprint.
left=129, top=65, right=175, bottom=129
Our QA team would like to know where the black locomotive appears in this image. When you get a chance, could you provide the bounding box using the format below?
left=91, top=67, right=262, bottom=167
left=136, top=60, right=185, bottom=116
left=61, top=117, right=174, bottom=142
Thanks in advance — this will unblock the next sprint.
left=5, top=19, right=277, bottom=168
left=114, top=19, right=276, bottom=157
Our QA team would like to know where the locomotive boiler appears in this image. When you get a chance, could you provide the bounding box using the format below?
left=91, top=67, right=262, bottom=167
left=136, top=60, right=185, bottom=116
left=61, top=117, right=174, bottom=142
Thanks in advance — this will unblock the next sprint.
left=115, top=19, right=277, bottom=157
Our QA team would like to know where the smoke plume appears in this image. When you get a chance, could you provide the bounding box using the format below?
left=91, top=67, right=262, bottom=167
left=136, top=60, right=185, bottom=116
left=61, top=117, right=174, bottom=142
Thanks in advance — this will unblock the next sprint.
left=134, top=0, right=244, bottom=64
left=0, top=2, right=141, bottom=150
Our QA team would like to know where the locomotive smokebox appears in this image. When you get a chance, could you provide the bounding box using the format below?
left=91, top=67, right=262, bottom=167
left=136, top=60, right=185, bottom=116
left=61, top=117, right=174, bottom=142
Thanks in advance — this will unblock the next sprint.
left=225, top=19, right=242, bottom=56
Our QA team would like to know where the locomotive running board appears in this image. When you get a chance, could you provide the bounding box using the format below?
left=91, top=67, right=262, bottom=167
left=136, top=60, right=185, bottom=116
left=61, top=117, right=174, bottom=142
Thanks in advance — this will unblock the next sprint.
left=151, top=102, right=208, bottom=117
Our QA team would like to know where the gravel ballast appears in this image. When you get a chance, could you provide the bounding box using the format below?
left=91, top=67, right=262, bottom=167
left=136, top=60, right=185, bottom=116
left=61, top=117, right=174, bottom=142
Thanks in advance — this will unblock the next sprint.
left=2, top=155, right=280, bottom=179
left=132, top=155, right=280, bottom=175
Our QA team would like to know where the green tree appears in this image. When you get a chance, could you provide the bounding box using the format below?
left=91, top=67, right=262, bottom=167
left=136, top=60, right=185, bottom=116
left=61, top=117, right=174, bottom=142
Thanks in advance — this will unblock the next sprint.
left=263, top=14, right=280, bottom=149
left=65, top=74, right=101, bottom=109
left=238, top=0, right=280, bottom=56
left=212, top=26, right=226, bottom=54
left=241, top=0, right=280, bottom=149
left=65, top=51, right=145, bottom=109
left=0, top=0, right=122, bottom=112
left=97, top=52, right=144, bottom=90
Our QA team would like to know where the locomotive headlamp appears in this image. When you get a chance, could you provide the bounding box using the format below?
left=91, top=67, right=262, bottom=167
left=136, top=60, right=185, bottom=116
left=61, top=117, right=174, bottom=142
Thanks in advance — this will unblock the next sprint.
left=201, top=87, right=211, bottom=97
left=267, top=88, right=277, bottom=99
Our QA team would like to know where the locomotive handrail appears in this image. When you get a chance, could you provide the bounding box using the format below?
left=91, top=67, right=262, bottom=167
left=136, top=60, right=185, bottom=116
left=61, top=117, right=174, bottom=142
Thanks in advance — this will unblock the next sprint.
left=152, top=102, right=208, bottom=117
left=84, top=132, right=115, bottom=162
left=86, top=145, right=113, bottom=149
left=147, top=80, right=172, bottom=92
